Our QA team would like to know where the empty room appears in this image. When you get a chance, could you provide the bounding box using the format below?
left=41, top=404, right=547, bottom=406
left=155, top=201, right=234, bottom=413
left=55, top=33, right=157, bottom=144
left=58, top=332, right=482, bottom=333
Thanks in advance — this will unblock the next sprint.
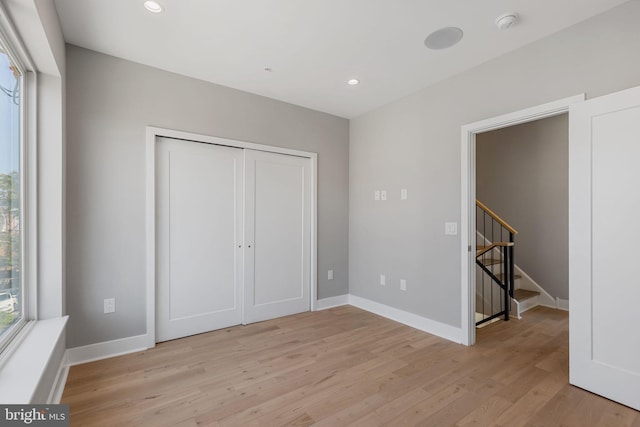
left=0, top=0, right=639, bottom=425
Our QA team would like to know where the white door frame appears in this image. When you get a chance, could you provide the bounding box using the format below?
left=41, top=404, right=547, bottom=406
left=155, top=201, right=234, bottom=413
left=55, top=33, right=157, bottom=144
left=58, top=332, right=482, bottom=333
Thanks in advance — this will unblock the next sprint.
left=460, top=95, right=584, bottom=346
left=145, top=127, right=318, bottom=348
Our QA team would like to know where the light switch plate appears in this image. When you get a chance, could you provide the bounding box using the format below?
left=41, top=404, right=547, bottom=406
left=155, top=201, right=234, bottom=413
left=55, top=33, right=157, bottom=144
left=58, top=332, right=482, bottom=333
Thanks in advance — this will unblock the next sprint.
left=401, top=189, right=408, bottom=200
left=328, top=269, right=334, bottom=280
left=400, top=279, right=407, bottom=291
left=380, top=274, right=386, bottom=286
left=374, top=190, right=381, bottom=201
left=445, top=222, right=458, bottom=235
left=381, top=190, right=387, bottom=201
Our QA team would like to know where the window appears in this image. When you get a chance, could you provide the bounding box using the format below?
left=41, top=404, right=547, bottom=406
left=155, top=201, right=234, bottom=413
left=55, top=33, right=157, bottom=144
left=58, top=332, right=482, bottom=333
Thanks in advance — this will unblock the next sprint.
left=0, top=37, right=25, bottom=350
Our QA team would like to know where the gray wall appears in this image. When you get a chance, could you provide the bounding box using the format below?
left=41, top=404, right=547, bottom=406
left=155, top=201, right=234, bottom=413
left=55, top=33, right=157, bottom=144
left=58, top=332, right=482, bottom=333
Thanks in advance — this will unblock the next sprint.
left=66, top=45, right=349, bottom=348
left=349, top=2, right=640, bottom=328
left=477, top=115, right=568, bottom=300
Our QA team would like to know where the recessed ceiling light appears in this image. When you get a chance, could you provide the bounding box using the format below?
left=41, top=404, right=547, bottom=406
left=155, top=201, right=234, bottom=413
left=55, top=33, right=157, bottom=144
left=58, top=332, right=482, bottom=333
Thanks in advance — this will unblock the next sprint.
left=144, top=1, right=164, bottom=13
left=347, top=79, right=360, bottom=86
left=424, top=27, right=464, bottom=50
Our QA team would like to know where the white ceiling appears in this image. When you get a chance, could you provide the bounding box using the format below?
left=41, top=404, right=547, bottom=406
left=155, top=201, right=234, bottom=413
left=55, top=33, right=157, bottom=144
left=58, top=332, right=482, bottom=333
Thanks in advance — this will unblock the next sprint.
left=53, top=0, right=628, bottom=118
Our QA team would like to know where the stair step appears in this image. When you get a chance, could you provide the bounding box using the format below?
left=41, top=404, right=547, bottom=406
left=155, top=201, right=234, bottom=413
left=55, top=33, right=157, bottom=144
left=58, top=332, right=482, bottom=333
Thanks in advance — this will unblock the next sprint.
left=513, top=289, right=539, bottom=302
left=496, top=273, right=522, bottom=281
left=479, top=258, right=502, bottom=266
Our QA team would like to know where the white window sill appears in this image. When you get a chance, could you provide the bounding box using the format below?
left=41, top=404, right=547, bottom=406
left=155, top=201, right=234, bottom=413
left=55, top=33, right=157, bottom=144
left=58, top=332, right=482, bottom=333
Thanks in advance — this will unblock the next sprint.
left=0, top=316, right=68, bottom=403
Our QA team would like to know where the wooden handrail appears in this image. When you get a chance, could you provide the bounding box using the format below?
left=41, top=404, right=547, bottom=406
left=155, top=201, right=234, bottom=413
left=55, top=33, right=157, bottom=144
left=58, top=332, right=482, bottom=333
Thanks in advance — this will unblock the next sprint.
left=476, top=200, right=518, bottom=235
left=476, top=242, right=514, bottom=257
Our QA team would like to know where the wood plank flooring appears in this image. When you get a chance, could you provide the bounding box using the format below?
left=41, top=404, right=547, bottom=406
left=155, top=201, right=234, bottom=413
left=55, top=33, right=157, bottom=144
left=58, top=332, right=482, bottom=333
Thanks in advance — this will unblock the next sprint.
left=62, top=306, right=639, bottom=426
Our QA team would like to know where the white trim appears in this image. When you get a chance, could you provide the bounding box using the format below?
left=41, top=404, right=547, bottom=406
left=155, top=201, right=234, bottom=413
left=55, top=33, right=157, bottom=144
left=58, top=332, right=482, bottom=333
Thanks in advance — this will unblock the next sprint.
left=47, top=352, right=68, bottom=404
left=146, top=126, right=316, bottom=158
left=315, top=294, right=349, bottom=310
left=146, top=126, right=318, bottom=346
left=0, top=317, right=67, bottom=404
left=66, top=334, right=150, bottom=366
left=145, top=128, right=156, bottom=349
left=461, top=94, right=584, bottom=346
left=310, top=155, right=318, bottom=311
left=554, top=297, right=569, bottom=311
left=348, top=295, right=463, bottom=344
left=60, top=296, right=466, bottom=369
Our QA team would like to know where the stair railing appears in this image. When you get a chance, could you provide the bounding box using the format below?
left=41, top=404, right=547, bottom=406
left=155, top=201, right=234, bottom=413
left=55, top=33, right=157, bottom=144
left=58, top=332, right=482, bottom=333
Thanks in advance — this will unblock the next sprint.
left=475, top=200, right=517, bottom=326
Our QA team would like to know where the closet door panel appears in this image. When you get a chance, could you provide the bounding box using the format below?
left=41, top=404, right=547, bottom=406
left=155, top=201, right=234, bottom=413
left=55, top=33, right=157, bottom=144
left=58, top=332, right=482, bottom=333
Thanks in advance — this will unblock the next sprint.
left=156, top=137, right=243, bottom=342
left=244, top=150, right=310, bottom=323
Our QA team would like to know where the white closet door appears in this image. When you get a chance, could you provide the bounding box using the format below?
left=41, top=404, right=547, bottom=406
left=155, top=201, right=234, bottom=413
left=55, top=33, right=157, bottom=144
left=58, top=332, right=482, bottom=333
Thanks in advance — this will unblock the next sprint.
left=243, top=150, right=311, bottom=324
left=569, top=85, right=640, bottom=410
left=156, top=137, right=243, bottom=342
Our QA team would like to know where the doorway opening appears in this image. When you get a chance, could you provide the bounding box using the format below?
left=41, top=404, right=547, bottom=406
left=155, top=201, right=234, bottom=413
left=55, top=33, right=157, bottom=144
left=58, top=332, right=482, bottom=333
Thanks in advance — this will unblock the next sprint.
left=460, top=95, right=584, bottom=346
left=474, top=113, right=568, bottom=333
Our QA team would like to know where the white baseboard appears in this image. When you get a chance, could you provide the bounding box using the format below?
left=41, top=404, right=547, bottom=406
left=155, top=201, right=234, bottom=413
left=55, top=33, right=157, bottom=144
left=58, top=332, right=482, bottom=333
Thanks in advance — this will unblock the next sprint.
left=556, top=297, right=569, bottom=311
left=66, top=334, right=151, bottom=366
left=64, top=296, right=466, bottom=370
left=316, top=294, right=349, bottom=310
left=348, top=295, right=463, bottom=344
left=48, top=352, right=69, bottom=404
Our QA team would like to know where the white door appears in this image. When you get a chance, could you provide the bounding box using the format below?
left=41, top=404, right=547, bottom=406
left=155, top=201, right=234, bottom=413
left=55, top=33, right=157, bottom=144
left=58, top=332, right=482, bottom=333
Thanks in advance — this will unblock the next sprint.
left=569, top=85, right=640, bottom=410
left=243, top=150, right=311, bottom=324
left=156, top=137, right=243, bottom=341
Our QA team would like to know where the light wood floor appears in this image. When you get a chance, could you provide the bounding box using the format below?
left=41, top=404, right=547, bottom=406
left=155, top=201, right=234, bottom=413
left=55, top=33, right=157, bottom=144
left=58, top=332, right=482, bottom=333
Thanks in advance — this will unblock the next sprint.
left=62, top=306, right=639, bottom=426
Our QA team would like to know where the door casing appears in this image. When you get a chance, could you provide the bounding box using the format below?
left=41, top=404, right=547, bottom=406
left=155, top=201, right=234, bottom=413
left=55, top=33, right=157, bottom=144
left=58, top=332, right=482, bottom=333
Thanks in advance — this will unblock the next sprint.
left=460, top=94, right=584, bottom=346
left=146, top=127, right=318, bottom=348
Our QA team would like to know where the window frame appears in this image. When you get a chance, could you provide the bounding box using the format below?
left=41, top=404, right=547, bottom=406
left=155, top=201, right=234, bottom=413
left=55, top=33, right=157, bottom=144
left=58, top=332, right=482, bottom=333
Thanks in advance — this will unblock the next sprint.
left=0, top=5, right=38, bottom=357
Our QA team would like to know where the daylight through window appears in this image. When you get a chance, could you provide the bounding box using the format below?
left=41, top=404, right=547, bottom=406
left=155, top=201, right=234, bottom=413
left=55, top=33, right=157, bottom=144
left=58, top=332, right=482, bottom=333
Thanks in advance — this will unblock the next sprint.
left=0, top=43, right=23, bottom=342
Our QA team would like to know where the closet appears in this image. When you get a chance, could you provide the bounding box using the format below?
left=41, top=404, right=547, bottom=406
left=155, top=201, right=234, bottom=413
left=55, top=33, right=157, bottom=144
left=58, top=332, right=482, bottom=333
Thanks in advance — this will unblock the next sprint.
left=154, top=136, right=311, bottom=342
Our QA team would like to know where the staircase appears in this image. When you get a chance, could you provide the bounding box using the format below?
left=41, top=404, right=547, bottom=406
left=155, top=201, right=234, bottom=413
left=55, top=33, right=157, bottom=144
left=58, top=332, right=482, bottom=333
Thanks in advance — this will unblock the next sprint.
left=475, top=200, right=541, bottom=326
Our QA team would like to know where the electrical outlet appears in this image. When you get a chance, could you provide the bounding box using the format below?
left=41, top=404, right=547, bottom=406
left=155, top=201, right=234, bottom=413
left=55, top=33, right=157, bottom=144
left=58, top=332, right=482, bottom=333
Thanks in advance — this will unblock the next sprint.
left=104, top=298, right=115, bottom=314
left=400, top=279, right=407, bottom=291
left=328, top=269, right=334, bottom=280
left=380, top=274, right=386, bottom=286
left=374, top=190, right=381, bottom=201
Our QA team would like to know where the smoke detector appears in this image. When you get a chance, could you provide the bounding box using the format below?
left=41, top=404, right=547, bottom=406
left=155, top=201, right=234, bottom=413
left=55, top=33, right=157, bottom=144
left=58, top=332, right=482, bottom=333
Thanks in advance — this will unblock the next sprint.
left=495, top=13, right=519, bottom=30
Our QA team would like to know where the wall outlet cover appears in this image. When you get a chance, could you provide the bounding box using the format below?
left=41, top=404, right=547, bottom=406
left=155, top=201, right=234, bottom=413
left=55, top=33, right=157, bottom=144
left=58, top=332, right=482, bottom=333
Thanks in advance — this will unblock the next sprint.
left=104, top=298, right=116, bottom=314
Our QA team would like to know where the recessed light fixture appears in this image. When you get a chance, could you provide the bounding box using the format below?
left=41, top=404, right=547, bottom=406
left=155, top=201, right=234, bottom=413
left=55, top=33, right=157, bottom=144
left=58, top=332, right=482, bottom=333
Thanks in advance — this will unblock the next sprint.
left=424, top=27, right=464, bottom=50
left=144, top=1, right=164, bottom=13
left=347, top=79, right=360, bottom=86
